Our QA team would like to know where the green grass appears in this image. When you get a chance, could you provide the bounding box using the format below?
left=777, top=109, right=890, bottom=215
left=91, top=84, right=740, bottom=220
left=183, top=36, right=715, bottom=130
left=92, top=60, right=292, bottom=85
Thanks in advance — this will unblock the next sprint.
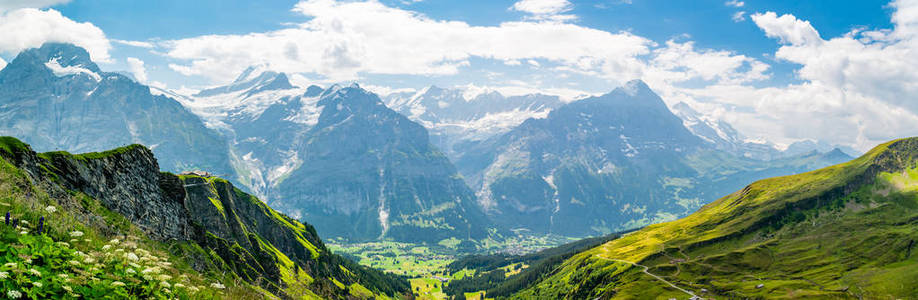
left=410, top=278, right=445, bottom=300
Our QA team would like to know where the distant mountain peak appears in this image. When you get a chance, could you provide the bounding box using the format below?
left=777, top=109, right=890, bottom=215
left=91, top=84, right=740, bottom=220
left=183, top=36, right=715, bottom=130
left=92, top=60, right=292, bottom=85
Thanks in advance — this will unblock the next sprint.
left=196, top=67, right=293, bottom=97
left=620, top=79, right=650, bottom=96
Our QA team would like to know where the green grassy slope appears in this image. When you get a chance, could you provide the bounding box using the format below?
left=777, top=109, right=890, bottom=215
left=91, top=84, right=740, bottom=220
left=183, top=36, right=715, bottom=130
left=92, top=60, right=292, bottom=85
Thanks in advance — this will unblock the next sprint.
left=514, top=138, right=918, bottom=299
left=0, top=137, right=409, bottom=299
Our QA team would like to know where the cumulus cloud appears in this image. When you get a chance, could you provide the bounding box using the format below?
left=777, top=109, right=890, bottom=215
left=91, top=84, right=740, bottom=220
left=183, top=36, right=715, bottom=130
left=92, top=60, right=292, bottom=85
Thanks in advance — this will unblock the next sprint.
left=126, top=57, right=148, bottom=83
left=0, top=8, right=111, bottom=62
left=164, top=0, right=649, bottom=83
left=750, top=12, right=821, bottom=45
left=0, top=0, right=70, bottom=13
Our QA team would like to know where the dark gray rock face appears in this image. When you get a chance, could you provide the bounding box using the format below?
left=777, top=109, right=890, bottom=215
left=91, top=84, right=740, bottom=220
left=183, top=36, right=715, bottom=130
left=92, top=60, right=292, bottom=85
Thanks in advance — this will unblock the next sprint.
left=0, top=43, right=232, bottom=176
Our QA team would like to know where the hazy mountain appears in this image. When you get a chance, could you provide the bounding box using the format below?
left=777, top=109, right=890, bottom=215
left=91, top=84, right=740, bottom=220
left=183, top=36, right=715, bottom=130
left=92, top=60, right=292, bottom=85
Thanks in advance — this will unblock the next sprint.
left=385, top=86, right=563, bottom=158
left=0, top=43, right=232, bottom=175
left=512, top=137, right=918, bottom=299
left=671, top=101, right=862, bottom=160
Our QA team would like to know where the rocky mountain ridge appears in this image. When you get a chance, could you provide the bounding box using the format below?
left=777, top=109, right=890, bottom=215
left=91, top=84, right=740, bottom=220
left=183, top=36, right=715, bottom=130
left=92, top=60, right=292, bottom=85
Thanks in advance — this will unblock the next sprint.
left=0, top=136, right=409, bottom=299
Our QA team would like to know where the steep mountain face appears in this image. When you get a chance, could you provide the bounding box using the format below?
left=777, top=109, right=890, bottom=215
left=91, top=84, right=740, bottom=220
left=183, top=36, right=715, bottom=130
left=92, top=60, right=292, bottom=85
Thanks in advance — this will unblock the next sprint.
left=176, top=67, right=322, bottom=199
left=385, top=86, right=562, bottom=158
left=270, top=86, right=492, bottom=243
left=0, top=137, right=409, bottom=299
left=457, top=80, right=853, bottom=237
left=457, top=80, right=706, bottom=236
left=513, top=137, right=918, bottom=299
left=0, top=43, right=232, bottom=175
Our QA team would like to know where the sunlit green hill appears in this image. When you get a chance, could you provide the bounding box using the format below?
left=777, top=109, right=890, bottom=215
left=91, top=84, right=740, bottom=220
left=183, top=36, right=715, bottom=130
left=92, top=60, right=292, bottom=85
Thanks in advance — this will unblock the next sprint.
left=514, top=137, right=918, bottom=299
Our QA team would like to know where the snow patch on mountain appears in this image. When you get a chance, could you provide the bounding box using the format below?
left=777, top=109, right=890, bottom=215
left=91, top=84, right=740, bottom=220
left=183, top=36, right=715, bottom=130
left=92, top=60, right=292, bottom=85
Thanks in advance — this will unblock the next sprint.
left=45, top=57, right=101, bottom=81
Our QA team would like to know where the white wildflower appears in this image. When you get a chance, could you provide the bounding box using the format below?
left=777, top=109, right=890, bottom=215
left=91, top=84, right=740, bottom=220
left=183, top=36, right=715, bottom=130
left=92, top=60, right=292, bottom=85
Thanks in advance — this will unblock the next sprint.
left=44, top=206, right=56, bottom=214
left=58, top=274, right=68, bottom=279
left=7, top=290, right=22, bottom=299
left=21, top=220, right=28, bottom=225
left=101, top=245, right=111, bottom=251
left=160, top=281, right=171, bottom=288
left=3, top=263, right=16, bottom=268
left=125, top=253, right=139, bottom=261
left=0, top=272, right=7, bottom=279
left=28, top=268, right=41, bottom=277
left=62, top=286, right=72, bottom=292
left=210, top=283, right=225, bottom=289
left=111, top=281, right=126, bottom=287
left=83, top=257, right=96, bottom=264
left=19, top=230, right=27, bottom=235
left=126, top=268, right=136, bottom=274
left=173, top=283, right=185, bottom=289
left=109, top=238, right=120, bottom=244
left=69, top=231, right=83, bottom=237
left=142, top=275, right=153, bottom=281
left=129, top=262, right=141, bottom=269
left=23, top=259, right=31, bottom=264
left=58, top=242, right=70, bottom=248
left=32, top=282, right=41, bottom=288
left=156, top=274, right=172, bottom=281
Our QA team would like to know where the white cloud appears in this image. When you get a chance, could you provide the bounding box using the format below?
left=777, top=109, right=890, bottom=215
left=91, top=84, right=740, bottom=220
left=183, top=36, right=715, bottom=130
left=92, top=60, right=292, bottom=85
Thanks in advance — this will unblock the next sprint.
left=511, top=0, right=571, bottom=15
left=164, top=0, right=650, bottom=83
left=126, top=57, right=148, bottom=83
left=675, top=2, right=918, bottom=150
left=0, top=0, right=70, bottom=13
left=750, top=12, right=821, bottom=45
left=114, top=39, right=154, bottom=48
left=0, top=8, right=111, bottom=62
left=0, top=57, right=6, bottom=70
left=732, top=11, right=746, bottom=22
left=511, top=0, right=575, bottom=22
left=724, top=0, right=744, bottom=7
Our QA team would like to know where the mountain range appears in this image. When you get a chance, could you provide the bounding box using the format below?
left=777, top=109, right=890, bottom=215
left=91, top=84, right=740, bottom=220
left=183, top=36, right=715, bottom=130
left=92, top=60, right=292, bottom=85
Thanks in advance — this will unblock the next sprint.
left=0, top=43, right=855, bottom=245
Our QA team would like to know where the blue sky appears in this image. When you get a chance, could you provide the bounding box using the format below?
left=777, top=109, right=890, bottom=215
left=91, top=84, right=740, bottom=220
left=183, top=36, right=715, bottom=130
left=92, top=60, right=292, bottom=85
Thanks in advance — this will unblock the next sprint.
left=35, top=0, right=893, bottom=91
left=0, top=0, right=916, bottom=150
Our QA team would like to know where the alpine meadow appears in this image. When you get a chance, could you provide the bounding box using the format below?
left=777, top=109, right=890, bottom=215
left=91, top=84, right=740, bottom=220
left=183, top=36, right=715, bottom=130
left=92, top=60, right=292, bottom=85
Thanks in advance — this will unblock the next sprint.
left=1, top=0, right=917, bottom=299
